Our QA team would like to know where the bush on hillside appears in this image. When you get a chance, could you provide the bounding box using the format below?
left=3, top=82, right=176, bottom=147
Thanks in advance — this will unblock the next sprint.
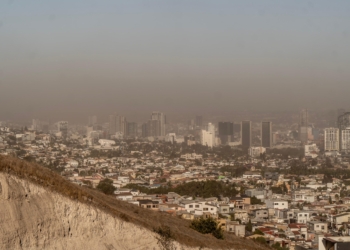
left=190, top=217, right=224, bottom=239
left=96, top=178, right=116, bottom=195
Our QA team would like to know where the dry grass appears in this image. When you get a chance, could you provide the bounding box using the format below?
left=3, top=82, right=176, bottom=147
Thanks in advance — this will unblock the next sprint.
left=0, top=156, right=270, bottom=250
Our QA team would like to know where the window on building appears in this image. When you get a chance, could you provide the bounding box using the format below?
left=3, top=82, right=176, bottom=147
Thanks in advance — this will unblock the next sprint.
left=189, top=205, right=193, bottom=208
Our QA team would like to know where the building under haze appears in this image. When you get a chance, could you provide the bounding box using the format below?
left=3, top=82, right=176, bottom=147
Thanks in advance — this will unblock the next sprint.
left=261, top=121, right=272, bottom=148
left=200, top=130, right=214, bottom=148
left=88, top=116, right=97, bottom=127
left=141, top=123, right=148, bottom=138
left=109, top=115, right=127, bottom=136
left=241, top=121, right=251, bottom=148
left=337, top=109, right=346, bottom=126
left=299, top=109, right=309, bottom=143
left=324, top=128, right=339, bottom=152
left=338, top=112, right=350, bottom=152
left=195, top=116, right=203, bottom=129
left=126, top=122, right=137, bottom=137
left=207, top=123, right=216, bottom=147
left=151, top=112, right=166, bottom=137
left=218, top=122, right=234, bottom=145
left=109, top=115, right=117, bottom=135
left=57, top=121, right=68, bottom=139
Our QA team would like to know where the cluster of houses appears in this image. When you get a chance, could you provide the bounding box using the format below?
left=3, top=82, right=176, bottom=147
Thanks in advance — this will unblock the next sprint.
left=3, top=125, right=350, bottom=249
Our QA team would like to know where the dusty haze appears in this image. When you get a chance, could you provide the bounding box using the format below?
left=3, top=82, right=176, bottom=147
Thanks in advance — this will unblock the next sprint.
left=0, top=1, right=349, bottom=122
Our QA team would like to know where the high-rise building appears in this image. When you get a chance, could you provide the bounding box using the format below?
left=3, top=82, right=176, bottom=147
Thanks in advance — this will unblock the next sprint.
left=261, top=121, right=272, bottom=148
left=300, top=109, right=309, bottom=127
left=57, top=121, right=68, bottom=139
left=218, top=122, right=234, bottom=145
left=338, top=112, right=350, bottom=152
left=324, top=128, right=339, bottom=151
left=150, top=112, right=166, bottom=136
left=337, top=109, right=346, bottom=124
left=120, top=116, right=127, bottom=135
left=109, top=115, right=117, bottom=135
left=88, top=116, right=97, bottom=127
left=195, top=116, right=203, bottom=128
left=241, top=121, right=251, bottom=148
left=200, top=130, right=214, bottom=148
left=109, top=115, right=126, bottom=136
left=299, top=109, right=309, bottom=143
left=141, top=123, right=148, bottom=137
left=126, top=122, right=137, bottom=137
left=207, top=123, right=216, bottom=146
left=147, top=119, right=161, bottom=137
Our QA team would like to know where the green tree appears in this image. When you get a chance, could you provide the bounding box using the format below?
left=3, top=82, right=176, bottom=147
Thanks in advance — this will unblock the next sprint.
left=96, top=178, right=116, bottom=195
left=251, top=196, right=263, bottom=205
left=190, top=217, right=224, bottom=239
left=253, top=229, right=264, bottom=235
left=246, top=219, right=252, bottom=232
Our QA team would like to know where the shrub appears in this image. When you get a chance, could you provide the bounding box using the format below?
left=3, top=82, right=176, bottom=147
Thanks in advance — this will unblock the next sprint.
left=190, top=217, right=224, bottom=240
left=96, top=178, right=116, bottom=195
left=254, top=237, right=267, bottom=245
left=154, top=226, right=176, bottom=250
left=253, top=229, right=264, bottom=235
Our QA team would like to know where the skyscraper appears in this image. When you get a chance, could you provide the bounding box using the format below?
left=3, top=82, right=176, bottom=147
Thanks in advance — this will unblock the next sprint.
left=261, top=121, right=272, bottom=148
left=151, top=112, right=166, bottom=136
left=88, top=115, right=97, bottom=127
left=337, top=108, right=346, bottom=126
left=324, top=128, right=339, bottom=151
left=195, top=116, right=203, bottom=128
left=241, top=121, right=251, bottom=148
left=126, top=122, right=137, bottom=137
left=109, top=115, right=126, bottom=136
left=200, top=130, right=214, bottom=148
left=141, top=123, right=148, bottom=137
left=218, top=122, right=234, bottom=145
left=120, top=116, right=127, bottom=135
left=299, top=109, right=309, bottom=143
left=57, top=121, right=68, bottom=139
left=109, top=115, right=117, bottom=135
left=338, top=112, right=350, bottom=152
left=207, top=123, right=216, bottom=146
left=300, top=109, right=309, bottom=127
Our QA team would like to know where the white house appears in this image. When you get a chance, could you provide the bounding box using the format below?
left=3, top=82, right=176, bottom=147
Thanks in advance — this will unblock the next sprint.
left=184, top=201, right=218, bottom=215
left=116, top=192, right=133, bottom=201
left=265, top=200, right=288, bottom=210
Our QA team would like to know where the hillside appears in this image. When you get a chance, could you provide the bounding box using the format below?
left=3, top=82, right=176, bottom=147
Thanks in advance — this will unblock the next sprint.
left=0, top=156, right=269, bottom=250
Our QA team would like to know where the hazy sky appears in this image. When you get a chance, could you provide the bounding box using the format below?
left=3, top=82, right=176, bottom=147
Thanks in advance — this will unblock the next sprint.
left=0, top=0, right=349, bottom=122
